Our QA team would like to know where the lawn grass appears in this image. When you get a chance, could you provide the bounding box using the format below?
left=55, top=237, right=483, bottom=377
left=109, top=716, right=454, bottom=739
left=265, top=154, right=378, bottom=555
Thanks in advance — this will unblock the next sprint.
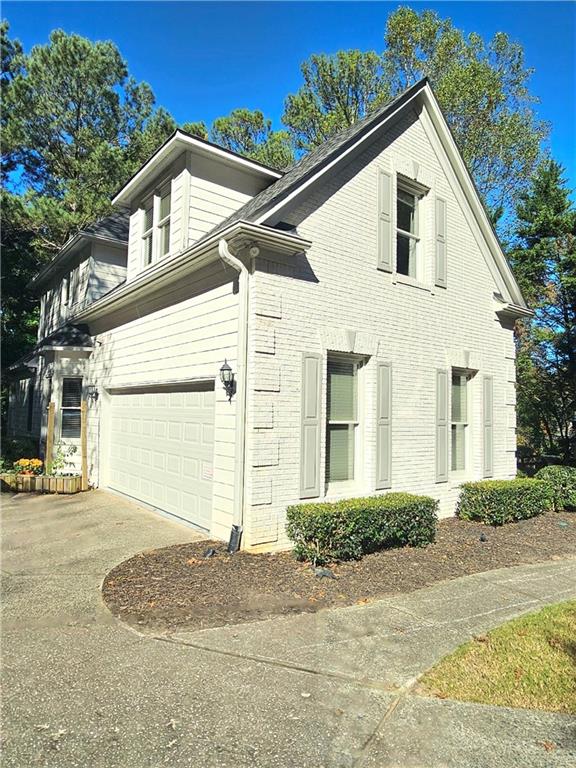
left=421, top=601, right=576, bottom=714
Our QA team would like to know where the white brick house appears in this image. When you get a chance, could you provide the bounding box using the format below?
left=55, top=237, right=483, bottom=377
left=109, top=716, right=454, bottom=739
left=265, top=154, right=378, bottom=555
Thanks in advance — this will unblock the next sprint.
left=9, top=78, right=531, bottom=551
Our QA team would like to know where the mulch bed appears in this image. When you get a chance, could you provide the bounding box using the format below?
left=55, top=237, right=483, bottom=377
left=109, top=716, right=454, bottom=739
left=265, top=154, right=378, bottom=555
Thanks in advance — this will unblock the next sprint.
left=102, top=513, right=576, bottom=634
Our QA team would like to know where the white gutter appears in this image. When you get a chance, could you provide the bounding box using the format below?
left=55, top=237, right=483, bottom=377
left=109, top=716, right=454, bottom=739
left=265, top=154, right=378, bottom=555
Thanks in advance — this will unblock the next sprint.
left=74, top=220, right=310, bottom=324
left=218, top=238, right=250, bottom=551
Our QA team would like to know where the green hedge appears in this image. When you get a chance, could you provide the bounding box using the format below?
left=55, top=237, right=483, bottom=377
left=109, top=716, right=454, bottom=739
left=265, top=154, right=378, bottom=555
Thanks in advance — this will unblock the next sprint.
left=535, top=465, right=576, bottom=511
left=456, top=479, right=554, bottom=526
left=286, top=493, right=438, bottom=564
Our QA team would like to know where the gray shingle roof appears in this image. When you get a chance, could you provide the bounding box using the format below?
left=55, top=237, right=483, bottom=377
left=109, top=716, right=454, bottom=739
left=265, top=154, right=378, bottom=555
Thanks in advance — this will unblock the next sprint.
left=205, top=78, right=428, bottom=240
left=82, top=210, right=129, bottom=241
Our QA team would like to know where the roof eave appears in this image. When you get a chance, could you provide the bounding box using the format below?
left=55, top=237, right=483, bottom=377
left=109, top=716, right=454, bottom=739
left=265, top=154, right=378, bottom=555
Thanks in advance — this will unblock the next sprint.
left=73, top=221, right=311, bottom=323
left=112, top=131, right=283, bottom=207
left=28, top=231, right=127, bottom=292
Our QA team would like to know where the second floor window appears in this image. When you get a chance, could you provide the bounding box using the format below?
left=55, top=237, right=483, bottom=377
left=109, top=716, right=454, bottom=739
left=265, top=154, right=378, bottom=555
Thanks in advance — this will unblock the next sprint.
left=142, top=197, right=154, bottom=265
left=141, top=182, right=172, bottom=267
left=396, top=185, right=419, bottom=278
left=158, top=183, right=171, bottom=257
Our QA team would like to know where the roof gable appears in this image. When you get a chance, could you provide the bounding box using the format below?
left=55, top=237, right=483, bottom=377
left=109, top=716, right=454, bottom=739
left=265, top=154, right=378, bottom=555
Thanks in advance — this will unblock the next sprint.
left=205, top=78, right=527, bottom=309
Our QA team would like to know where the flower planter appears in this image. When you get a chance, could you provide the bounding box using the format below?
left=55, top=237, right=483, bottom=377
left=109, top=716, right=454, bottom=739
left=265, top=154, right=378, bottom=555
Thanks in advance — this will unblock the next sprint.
left=0, top=474, right=83, bottom=494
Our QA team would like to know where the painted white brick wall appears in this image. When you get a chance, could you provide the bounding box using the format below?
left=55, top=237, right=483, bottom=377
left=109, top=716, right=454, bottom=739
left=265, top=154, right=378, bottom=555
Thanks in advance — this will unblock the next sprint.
left=243, top=105, right=517, bottom=552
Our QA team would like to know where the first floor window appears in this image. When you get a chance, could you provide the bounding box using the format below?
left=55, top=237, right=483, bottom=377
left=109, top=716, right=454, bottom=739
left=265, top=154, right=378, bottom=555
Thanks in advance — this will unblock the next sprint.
left=451, top=372, right=468, bottom=471
left=326, top=357, right=359, bottom=484
left=61, top=378, right=82, bottom=438
left=27, top=379, right=34, bottom=433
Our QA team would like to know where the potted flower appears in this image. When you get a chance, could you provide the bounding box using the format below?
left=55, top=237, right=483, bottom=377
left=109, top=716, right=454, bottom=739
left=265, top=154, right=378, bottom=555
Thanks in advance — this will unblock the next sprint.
left=13, top=458, right=44, bottom=476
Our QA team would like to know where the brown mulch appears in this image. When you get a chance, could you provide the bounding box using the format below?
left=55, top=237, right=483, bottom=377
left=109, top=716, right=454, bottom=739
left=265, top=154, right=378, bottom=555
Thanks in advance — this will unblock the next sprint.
left=102, top=513, right=576, bottom=634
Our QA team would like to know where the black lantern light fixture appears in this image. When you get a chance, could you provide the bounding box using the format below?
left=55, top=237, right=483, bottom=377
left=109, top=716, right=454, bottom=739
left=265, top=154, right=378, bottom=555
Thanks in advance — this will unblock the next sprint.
left=220, top=360, right=235, bottom=402
left=86, top=385, right=99, bottom=403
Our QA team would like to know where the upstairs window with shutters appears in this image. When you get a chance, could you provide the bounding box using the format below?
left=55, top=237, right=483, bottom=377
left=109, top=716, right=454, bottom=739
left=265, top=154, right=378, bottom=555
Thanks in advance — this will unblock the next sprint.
left=396, top=184, right=420, bottom=279
left=61, top=378, right=82, bottom=439
left=326, top=357, right=360, bottom=486
left=451, top=372, right=469, bottom=472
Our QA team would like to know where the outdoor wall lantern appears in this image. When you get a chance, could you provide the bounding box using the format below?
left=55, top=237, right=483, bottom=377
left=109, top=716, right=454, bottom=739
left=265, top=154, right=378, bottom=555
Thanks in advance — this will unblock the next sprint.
left=219, top=360, right=235, bottom=402
left=86, top=385, right=99, bottom=403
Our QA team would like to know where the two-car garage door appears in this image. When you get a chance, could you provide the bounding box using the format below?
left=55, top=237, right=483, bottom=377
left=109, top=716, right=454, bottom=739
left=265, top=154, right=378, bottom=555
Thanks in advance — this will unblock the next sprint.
left=107, top=384, right=215, bottom=531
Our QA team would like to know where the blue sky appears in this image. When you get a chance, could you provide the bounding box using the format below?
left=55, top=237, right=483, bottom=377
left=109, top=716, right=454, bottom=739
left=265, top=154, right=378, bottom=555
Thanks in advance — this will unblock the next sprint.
left=4, top=1, right=576, bottom=187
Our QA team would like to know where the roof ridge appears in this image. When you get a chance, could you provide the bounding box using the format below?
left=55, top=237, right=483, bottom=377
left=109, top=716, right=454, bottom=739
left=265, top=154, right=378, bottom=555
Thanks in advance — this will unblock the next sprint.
left=201, top=78, right=428, bottom=241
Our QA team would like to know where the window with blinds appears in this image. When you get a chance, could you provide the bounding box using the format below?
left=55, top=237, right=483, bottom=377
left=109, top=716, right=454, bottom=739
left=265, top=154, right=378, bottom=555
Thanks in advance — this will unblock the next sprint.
left=326, top=358, right=358, bottom=484
left=451, top=372, right=468, bottom=471
left=61, top=378, right=82, bottom=439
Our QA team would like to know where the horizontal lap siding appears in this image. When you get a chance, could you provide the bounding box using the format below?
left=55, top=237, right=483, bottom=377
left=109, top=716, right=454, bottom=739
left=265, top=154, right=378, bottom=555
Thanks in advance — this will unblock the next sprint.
left=188, top=176, right=252, bottom=244
left=244, top=106, right=517, bottom=552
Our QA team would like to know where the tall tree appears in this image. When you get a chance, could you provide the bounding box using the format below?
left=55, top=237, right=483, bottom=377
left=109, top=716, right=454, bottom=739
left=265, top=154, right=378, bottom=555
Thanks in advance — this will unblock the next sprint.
left=282, top=9, right=547, bottom=217
left=510, top=160, right=576, bottom=463
left=2, top=28, right=176, bottom=250
left=282, top=50, right=389, bottom=152
left=383, top=7, right=546, bottom=214
left=211, top=108, right=293, bottom=170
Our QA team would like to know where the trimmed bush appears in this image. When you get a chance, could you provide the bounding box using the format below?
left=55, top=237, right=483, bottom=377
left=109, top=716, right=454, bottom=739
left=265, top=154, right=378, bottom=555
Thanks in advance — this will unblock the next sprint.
left=286, top=493, right=438, bottom=564
left=535, top=465, right=576, bottom=511
left=456, top=479, right=554, bottom=526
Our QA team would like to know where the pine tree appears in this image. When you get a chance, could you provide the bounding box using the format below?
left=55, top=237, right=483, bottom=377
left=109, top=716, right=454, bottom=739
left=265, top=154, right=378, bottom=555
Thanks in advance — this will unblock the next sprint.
left=510, top=160, right=576, bottom=462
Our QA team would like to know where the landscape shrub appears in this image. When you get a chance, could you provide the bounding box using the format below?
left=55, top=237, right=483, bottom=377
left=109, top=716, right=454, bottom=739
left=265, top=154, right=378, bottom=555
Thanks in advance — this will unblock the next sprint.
left=456, top=479, right=554, bottom=526
left=535, top=465, right=576, bottom=511
left=286, top=492, right=438, bottom=564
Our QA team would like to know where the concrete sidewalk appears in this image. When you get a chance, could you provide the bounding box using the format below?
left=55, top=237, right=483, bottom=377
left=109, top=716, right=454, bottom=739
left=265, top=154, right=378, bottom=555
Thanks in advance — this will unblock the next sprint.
left=2, top=490, right=575, bottom=767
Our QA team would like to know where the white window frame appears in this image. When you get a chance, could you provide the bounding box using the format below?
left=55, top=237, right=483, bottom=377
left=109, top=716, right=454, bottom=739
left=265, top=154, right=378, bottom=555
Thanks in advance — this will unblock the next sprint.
left=141, top=195, right=154, bottom=267
left=450, top=370, right=470, bottom=476
left=325, top=353, right=365, bottom=495
left=395, top=175, right=430, bottom=284
left=60, top=377, right=83, bottom=440
left=157, top=181, right=171, bottom=259
left=61, top=274, right=70, bottom=307
left=141, top=178, right=172, bottom=268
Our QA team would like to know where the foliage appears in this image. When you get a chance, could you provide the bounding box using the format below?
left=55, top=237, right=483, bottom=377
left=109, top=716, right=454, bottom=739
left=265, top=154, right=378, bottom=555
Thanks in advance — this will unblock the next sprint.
left=383, top=8, right=546, bottom=215
left=422, top=601, right=576, bottom=714
left=47, top=443, right=78, bottom=476
left=282, top=50, right=390, bottom=153
left=456, top=479, right=553, bottom=525
left=535, top=465, right=576, bottom=512
left=0, top=436, right=39, bottom=465
left=210, top=108, right=293, bottom=170
left=282, top=9, right=546, bottom=219
left=510, top=160, right=576, bottom=463
left=286, top=493, right=437, bottom=564
left=13, top=458, right=43, bottom=475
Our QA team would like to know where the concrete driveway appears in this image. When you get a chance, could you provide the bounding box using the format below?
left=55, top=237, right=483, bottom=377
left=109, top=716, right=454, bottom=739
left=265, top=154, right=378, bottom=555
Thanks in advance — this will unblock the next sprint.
left=2, top=490, right=575, bottom=768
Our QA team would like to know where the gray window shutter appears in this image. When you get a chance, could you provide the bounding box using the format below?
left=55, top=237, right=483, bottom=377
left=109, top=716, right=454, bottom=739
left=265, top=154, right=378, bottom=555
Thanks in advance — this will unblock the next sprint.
left=375, top=362, right=392, bottom=490
left=300, top=352, right=322, bottom=498
left=377, top=169, right=393, bottom=272
left=435, top=197, right=447, bottom=288
left=435, top=369, right=449, bottom=482
left=483, top=375, right=494, bottom=478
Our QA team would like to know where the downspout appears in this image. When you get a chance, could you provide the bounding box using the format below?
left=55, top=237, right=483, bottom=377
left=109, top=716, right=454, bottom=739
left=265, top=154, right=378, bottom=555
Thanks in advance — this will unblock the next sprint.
left=218, top=239, right=249, bottom=552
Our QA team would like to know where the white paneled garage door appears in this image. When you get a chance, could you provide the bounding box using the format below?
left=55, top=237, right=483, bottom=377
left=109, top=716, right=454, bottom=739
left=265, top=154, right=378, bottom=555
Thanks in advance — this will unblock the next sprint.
left=107, top=384, right=215, bottom=530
